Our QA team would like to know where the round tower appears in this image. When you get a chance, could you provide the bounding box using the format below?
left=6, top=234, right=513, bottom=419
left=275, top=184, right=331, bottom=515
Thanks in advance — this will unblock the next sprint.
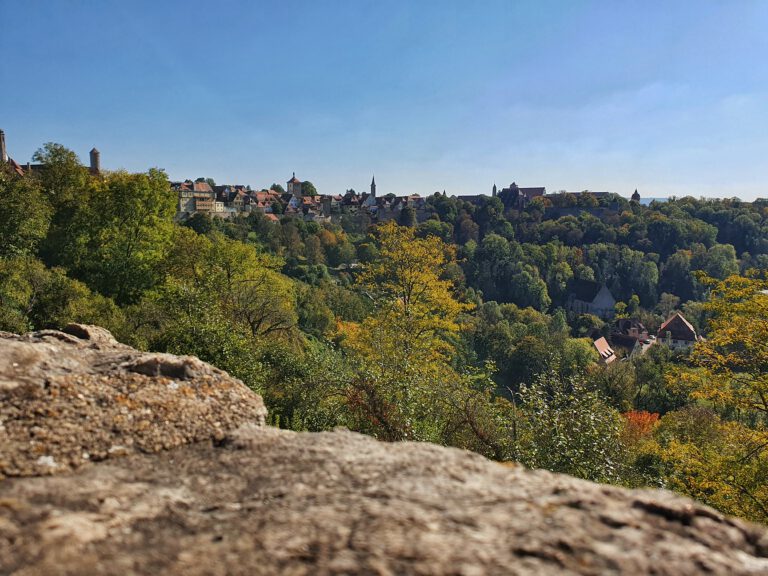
left=0, top=129, right=7, bottom=163
left=89, top=147, right=101, bottom=175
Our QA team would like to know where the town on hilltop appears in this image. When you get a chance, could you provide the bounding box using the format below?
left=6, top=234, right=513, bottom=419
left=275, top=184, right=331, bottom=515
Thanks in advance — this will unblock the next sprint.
left=172, top=173, right=646, bottom=226
left=0, top=129, right=647, bottom=229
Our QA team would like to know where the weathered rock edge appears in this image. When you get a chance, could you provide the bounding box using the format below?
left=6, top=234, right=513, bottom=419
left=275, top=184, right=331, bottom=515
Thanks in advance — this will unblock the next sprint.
left=1, top=327, right=767, bottom=575
left=0, top=324, right=267, bottom=478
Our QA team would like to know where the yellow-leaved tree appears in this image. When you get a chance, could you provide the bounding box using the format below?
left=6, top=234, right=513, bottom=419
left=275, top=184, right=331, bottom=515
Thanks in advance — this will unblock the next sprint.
left=661, top=274, right=768, bottom=522
left=342, top=221, right=476, bottom=442
left=685, top=274, right=768, bottom=415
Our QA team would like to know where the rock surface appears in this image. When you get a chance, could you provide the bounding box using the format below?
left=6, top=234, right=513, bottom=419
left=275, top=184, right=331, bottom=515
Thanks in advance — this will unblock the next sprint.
left=0, top=324, right=267, bottom=478
left=1, top=327, right=767, bottom=575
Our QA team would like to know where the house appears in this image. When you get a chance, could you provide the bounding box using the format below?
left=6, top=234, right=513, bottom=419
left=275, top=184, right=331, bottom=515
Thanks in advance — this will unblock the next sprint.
left=593, top=337, right=617, bottom=365
left=566, top=279, right=617, bottom=320
left=657, top=312, right=700, bottom=350
left=174, top=179, right=218, bottom=216
left=611, top=318, right=653, bottom=357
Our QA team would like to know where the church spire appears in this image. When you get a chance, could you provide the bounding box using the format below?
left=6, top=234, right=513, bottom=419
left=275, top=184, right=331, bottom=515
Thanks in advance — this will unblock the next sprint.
left=370, top=174, right=376, bottom=197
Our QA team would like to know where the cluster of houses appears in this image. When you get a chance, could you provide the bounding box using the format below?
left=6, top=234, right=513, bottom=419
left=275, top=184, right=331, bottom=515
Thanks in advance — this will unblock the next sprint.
left=172, top=169, right=642, bottom=227
left=566, top=278, right=703, bottom=362
left=593, top=312, right=702, bottom=364
left=173, top=173, right=435, bottom=225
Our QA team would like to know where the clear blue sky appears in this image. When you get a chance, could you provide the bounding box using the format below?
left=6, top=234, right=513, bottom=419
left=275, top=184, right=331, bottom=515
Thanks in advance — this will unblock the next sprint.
left=2, top=1, right=768, bottom=198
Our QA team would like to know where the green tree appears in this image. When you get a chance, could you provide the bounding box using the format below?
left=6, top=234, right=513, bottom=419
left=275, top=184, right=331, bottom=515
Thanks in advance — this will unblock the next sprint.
left=31, top=143, right=90, bottom=266
left=184, top=212, right=213, bottom=235
left=69, top=169, right=176, bottom=304
left=514, top=373, right=626, bottom=483
left=0, top=255, right=124, bottom=335
left=0, top=168, right=51, bottom=256
left=302, top=181, right=318, bottom=196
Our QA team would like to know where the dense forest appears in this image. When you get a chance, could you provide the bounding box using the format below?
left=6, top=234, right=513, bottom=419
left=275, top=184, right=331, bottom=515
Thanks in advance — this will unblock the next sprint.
left=2, top=143, right=767, bottom=524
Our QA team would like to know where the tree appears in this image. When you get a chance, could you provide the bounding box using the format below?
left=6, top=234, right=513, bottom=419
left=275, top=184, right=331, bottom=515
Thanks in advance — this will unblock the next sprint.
left=342, top=221, right=472, bottom=441
left=67, top=169, right=176, bottom=304
left=0, top=168, right=51, bottom=256
left=302, top=181, right=318, bottom=197
left=304, top=235, right=325, bottom=265
left=31, top=143, right=90, bottom=266
left=686, top=274, right=768, bottom=416
left=647, top=274, right=768, bottom=523
left=183, top=212, right=213, bottom=235
left=656, top=292, right=680, bottom=319
left=655, top=407, right=768, bottom=523
left=0, top=255, right=124, bottom=336
left=514, top=373, right=626, bottom=483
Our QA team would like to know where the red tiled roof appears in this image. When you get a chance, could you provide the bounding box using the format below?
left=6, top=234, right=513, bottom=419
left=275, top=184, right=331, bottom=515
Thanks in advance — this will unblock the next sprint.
left=8, top=158, right=25, bottom=177
left=193, top=182, right=213, bottom=193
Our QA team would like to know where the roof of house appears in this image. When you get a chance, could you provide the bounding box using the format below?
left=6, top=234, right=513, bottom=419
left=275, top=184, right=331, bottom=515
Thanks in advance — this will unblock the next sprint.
left=614, top=318, right=646, bottom=335
left=568, top=279, right=604, bottom=302
left=593, top=337, right=617, bottom=364
left=193, top=181, right=213, bottom=193
left=7, top=158, right=25, bottom=177
left=658, top=312, right=698, bottom=341
left=611, top=333, right=639, bottom=350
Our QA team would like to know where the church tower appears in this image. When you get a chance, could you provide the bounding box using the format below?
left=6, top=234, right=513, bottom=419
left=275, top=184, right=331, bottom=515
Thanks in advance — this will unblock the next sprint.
left=492, top=183, right=497, bottom=197
left=0, top=129, right=7, bottom=163
left=287, top=172, right=302, bottom=198
left=370, top=174, right=376, bottom=198
left=631, top=189, right=640, bottom=203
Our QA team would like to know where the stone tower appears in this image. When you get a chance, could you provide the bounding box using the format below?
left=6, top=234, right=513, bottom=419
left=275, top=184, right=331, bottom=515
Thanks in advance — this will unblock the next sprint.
left=370, top=174, right=376, bottom=198
left=0, top=129, right=7, bottom=163
left=492, top=183, right=497, bottom=197
left=89, top=147, right=101, bottom=175
left=631, top=189, right=640, bottom=203
left=287, top=172, right=302, bottom=198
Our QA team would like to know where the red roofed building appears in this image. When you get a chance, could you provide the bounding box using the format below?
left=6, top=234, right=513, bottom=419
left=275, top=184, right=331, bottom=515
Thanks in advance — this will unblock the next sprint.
left=657, top=312, right=700, bottom=350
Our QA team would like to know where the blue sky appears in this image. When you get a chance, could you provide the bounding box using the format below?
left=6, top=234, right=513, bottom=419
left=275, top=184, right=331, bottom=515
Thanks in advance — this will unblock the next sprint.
left=2, top=1, right=767, bottom=198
